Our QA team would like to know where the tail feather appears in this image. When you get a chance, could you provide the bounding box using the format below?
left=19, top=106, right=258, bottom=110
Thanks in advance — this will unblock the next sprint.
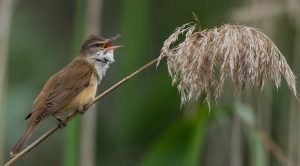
left=10, top=123, right=37, bottom=157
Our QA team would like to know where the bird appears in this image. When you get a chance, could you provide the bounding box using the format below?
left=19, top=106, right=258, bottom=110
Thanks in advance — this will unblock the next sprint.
left=10, top=34, right=122, bottom=157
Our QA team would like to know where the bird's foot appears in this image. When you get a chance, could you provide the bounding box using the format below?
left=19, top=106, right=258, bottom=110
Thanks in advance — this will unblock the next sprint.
left=77, top=109, right=86, bottom=115
left=56, top=117, right=67, bottom=128
left=77, top=104, right=89, bottom=115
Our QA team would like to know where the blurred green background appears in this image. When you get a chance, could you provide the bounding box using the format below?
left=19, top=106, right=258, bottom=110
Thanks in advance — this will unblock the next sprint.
left=0, top=0, right=299, bottom=166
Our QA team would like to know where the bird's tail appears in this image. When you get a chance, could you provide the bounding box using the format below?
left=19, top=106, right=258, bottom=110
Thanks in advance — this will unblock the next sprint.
left=10, top=121, right=38, bottom=157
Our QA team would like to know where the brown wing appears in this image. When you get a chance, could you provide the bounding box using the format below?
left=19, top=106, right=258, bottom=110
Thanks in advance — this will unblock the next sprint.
left=33, top=58, right=93, bottom=120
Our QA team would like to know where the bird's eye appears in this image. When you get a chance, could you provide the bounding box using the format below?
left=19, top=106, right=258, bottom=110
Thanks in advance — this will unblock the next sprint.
left=92, top=43, right=102, bottom=47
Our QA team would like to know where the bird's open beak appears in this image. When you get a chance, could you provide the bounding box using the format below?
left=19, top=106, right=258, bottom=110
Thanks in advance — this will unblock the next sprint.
left=103, top=34, right=123, bottom=51
left=104, top=45, right=123, bottom=52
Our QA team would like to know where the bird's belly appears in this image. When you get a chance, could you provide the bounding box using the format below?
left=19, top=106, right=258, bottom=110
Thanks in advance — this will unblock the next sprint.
left=54, top=74, right=98, bottom=117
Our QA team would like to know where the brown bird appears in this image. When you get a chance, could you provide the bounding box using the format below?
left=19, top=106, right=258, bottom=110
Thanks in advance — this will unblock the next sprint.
left=10, top=34, right=122, bottom=156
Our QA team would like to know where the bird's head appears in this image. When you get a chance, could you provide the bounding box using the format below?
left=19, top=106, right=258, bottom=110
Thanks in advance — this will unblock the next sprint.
left=80, top=34, right=122, bottom=65
left=80, top=34, right=122, bottom=78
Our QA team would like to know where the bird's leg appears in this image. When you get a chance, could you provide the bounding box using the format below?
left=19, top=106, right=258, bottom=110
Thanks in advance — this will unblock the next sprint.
left=56, top=117, right=67, bottom=128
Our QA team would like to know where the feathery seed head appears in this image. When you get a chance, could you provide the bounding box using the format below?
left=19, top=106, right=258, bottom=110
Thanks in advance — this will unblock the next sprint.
left=158, top=22, right=296, bottom=106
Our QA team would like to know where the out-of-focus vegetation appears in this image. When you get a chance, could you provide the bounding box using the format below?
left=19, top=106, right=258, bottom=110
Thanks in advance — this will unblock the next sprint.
left=0, top=0, right=299, bottom=166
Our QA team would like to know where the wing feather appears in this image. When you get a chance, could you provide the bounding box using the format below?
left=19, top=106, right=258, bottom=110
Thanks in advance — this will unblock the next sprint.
left=33, top=58, right=93, bottom=120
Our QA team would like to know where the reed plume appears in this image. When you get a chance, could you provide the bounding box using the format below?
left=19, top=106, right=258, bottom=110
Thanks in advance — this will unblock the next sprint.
left=157, top=22, right=296, bottom=106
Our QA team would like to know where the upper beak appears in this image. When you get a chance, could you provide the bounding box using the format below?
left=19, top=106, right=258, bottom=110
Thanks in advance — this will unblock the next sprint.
left=105, top=34, right=121, bottom=43
left=103, top=34, right=123, bottom=51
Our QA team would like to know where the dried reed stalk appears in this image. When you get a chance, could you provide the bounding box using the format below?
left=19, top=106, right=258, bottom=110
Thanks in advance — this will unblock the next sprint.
left=158, top=22, right=297, bottom=106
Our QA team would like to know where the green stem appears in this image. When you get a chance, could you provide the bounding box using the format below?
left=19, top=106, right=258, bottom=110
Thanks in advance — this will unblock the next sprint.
left=63, top=0, right=86, bottom=165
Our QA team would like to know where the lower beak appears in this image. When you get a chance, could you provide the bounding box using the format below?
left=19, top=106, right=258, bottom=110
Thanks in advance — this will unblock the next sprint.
left=104, top=45, right=123, bottom=52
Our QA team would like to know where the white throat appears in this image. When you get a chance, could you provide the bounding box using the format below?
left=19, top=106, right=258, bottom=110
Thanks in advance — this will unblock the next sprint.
left=87, top=50, right=115, bottom=84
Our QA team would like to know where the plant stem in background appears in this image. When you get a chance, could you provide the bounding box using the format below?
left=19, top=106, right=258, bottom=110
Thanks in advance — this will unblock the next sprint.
left=117, top=1, right=149, bottom=163
left=0, top=0, right=13, bottom=165
left=63, top=0, right=85, bottom=165
left=80, top=0, right=103, bottom=166
left=230, top=110, right=243, bottom=166
left=288, top=5, right=300, bottom=165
